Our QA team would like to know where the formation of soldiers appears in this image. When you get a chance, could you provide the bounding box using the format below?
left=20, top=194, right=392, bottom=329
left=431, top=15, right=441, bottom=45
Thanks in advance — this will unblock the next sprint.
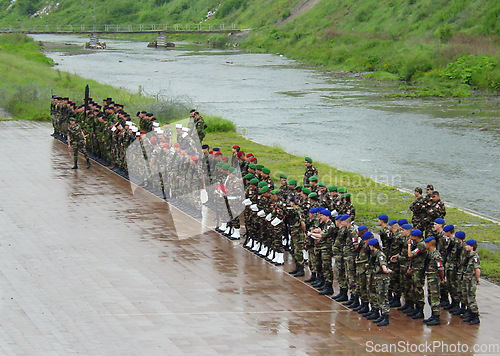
left=51, top=95, right=481, bottom=328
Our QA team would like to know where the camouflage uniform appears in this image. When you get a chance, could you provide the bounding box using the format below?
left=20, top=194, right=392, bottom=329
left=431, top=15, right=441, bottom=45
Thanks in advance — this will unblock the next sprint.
left=424, top=199, right=446, bottom=237
left=370, top=249, right=390, bottom=315
left=387, top=229, right=402, bottom=297
left=333, top=226, right=346, bottom=290
left=445, top=236, right=461, bottom=303
left=410, top=196, right=426, bottom=231
left=343, top=225, right=358, bottom=294
left=425, top=249, right=444, bottom=316
left=288, top=204, right=305, bottom=267
left=317, top=220, right=336, bottom=285
left=270, top=199, right=285, bottom=253
left=303, top=165, right=318, bottom=187
left=409, top=239, right=427, bottom=309
left=356, top=242, right=371, bottom=304
left=67, top=123, right=88, bottom=162
left=462, top=250, right=480, bottom=315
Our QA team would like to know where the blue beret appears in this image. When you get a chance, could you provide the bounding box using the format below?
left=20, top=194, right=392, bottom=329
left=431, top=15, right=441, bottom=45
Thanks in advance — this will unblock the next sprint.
left=401, top=223, right=413, bottom=230
left=318, top=207, right=327, bottom=212
left=362, top=231, right=373, bottom=240
left=443, top=224, right=455, bottom=232
left=213, top=147, right=220, bottom=151
left=358, top=225, right=368, bottom=231
left=410, top=229, right=422, bottom=236
left=309, top=207, right=320, bottom=214
left=334, top=215, right=342, bottom=220
left=378, top=214, right=389, bottom=220
left=425, top=236, right=435, bottom=243
left=321, top=209, right=331, bottom=216
left=368, top=238, right=379, bottom=246
left=434, top=218, right=445, bottom=224
left=398, top=219, right=408, bottom=226
left=201, top=144, right=209, bottom=149
left=388, top=219, right=398, bottom=226
left=456, top=231, right=466, bottom=239
left=466, top=239, right=477, bottom=245
left=340, top=214, right=350, bottom=221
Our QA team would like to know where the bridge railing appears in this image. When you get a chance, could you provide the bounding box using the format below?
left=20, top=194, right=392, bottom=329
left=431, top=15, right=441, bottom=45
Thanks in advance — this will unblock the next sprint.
left=0, top=23, right=239, bottom=33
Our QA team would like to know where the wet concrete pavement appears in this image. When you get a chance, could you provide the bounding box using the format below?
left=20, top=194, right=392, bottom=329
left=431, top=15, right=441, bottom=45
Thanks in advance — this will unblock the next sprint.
left=1, top=120, right=499, bottom=355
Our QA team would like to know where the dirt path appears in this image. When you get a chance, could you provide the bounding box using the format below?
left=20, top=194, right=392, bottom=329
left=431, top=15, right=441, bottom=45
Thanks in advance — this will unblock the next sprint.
left=277, top=0, right=321, bottom=26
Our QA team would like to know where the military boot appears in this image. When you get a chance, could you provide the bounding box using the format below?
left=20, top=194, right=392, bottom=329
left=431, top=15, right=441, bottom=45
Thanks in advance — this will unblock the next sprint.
left=86, top=158, right=91, bottom=169
left=331, top=288, right=345, bottom=300
left=440, top=292, right=450, bottom=308
left=377, top=314, right=390, bottom=326
left=288, top=265, right=299, bottom=275
left=319, top=283, right=334, bottom=295
left=423, top=311, right=435, bottom=323
left=304, top=273, right=317, bottom=284
left=397, top=301, right=411, bottom=311
left=342, top=294, right=356, bottom=306
left=362, top=306, right=374, bottom=318
left=450, top=302, right=462, bottom=314
left=357, top=302, right=370, bottom=314
left=71, top=161, right=78, bottom=169
left=312, top=278, right=325, bottom=289
left=411, top=308, right=424, bottom=319
left=460, top=307, right=470, bottom=319
left=294, top=265, right=305, bottom=277
left=426, top=315, right=441, bottom=326
left=373, top=313, right=385, bottom=324
left=444, top=299, right=456, bottom=310
left=367, top=309, right=380, bottom=320
left=463, top=310, right=474, bottom=322
left=452, top=304, right=465, bottom=315
left=348, top=296, right=360, bottom=309
left=389, top=295, right=401, bottom=308
left=353, top=301, right=365, bottom=312
left=403, top=303, right=415, bottom=315
left=469, top=313, right=480, bottom=325
left=336, top=289, right=349, bottom=302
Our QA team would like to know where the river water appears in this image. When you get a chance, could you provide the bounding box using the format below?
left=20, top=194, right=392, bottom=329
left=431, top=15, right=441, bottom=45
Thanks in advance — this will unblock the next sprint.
left=31, top=34, right=500, bottom=221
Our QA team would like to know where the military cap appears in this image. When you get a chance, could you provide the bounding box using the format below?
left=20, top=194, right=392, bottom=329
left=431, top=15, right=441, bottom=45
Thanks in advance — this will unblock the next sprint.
left=302, top=188, right=311, bottom=194
left=244, top=173, right=254, bottom=179
left=425, top=236, right=436, bottom=243
left=308, top=192, right=318, bottom=198
left=426, top=184, right=434, bottom=190
left=309, top=207, right=320, bottom=214
left=358, top=225, right=368, bottom=231
left=388, top=219, right=398, bottom=226
left=262, top=167, right=271, bottom=174
left=337, top=187, right=347, bottom=193
left=318, top=182, right=327, bottom=187
left=321, top=209, right=331, bottom=216
left=378, top=214, right=389, bottom=220
left=434, top=218, right=445, bottom=224
left=287, top=179, right=297, bottom=185
left=410, top=229, right=422, bottom=236
left=232, top=145, right=240, bottom=149
left=466, top=239, right=477, bottom=245
left=215, top=152, right=222, bottom=156
left=340, top=214, right=351, bottom=221
left=249, top=178, right=259, bottom=185
left=249, top=157, right=257, bottom=162
left=398, top=218, right=408, bottom=226
left=362, top=231, right=373, bottom=240
left=443, top=224, right=455, bottom=232
left=328, top=185, right=338, bottom=191
left=455, top=231, right=466, bottom=239
left=368, top=238, right=379, bottom=246
left=342, top=193, right=351, bottom=198
left=279, top=174, right=288, bottom=179
left=309, top=176, right=318, bottom=182
left=213, top=147, right=220, bottom=151
left=260, top=186, right=269, bottom=193
left=248, top=164, right=257, bottom=169
left=270, top=189, right=280, bottom=195
left=414, top=187, right=423, bottom=194
left=140, top=130, right=146, bottom=134
left=305, top=157, right=313, bottom=163
left=255, top=164, right=264, bottom=170
left=69, top=116, right=76, bottom=121
left=202, top=144, right=209, bottom=149
left=334, top=215, right=342, bottom=221
left=246, top=153, right=254, bottom=157
left=209, top=150, right=214, bottom=154
left=258, top=181, right=267, bottom=188
left=401, top=223, right=413, bottom=230
left=295, top=185, right=303, bottom=190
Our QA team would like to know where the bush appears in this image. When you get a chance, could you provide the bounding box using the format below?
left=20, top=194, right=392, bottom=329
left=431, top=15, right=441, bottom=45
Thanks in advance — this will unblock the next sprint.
left=204, top=116, right=236, bottom=133
left=443, top=55, right=498, bottom=90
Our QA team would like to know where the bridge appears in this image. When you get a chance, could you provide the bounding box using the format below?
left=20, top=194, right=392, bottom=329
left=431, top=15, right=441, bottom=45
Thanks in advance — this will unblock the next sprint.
left=0, top=23, right=244, bottom=34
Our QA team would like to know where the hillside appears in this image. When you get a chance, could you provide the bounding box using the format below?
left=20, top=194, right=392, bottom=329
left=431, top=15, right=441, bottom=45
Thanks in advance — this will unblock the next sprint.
left=0, top=0, right=498, bottom=95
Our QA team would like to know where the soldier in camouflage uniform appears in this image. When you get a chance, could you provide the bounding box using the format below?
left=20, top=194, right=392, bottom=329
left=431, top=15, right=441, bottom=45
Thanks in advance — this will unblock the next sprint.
left=331, top=214, right=346, bottom=301
left=287, top=196, right=306, bottom=277
left=67, top=117, right=91, bottom=169
left=423, top=191, right=446, bottom=237
left=377, top=214, right=390, bottom=254
left=410, top=187, right=426, bottom=231
left=406, top=229, right=427, bottom=319
left=338, top=214, right=358, bottom=304
left=461, top=239, right=481, bottom=325
left=268, top=190, right=286, bottom=265
left=243, top=178, right=260, bottom=250
left=303, top=157, right=318, bottom=187
left=366, top=238, right=392, bottom=326
left=451, top=231, right=467, bottom=316
left=391, top=224, right=413, bottom=313
left=387, top=220, right=403, bottom=307
left=422, top=236, right=445, bottom=325
left=193, top=112, right=206, bottom=143
left=353, top=231, right=373, bottom=314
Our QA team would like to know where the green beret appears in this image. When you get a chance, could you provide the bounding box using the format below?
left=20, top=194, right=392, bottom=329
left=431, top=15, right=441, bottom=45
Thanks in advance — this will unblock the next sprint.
left=260, top=186, right=269, bottom=193
left=318, top=182, right=326, bottom=187
left=302, top=188, right=311, bottom=195
left=288, top=179, right=297, bottom=185
left=295, top=185, right=303, bottom=190
left=279, top=174, right=288, bottom=179
left=228, top=167, right=237, bottom=174
left=309, top=176, right=318, bottom=182
left=328, top=185, right=338, bottom=191
left=305, top=157, right=312, bottom=163
left=262, top=167, right=271, bottom=174
left=337, top=187, right=347, bottom=193
left=270, top=189, right=280, bottom=195
left=342, top=193, right=351, bottom=198
left=244, top=173, right=254, bottom=179
left=255, top=164, right=264, bottom=170
left=249, top=178, right=259, bottom=185
left=248, top=164, right=257, bottom=169
left=308, top=192, right=318, bottom=198
left=258, top=181, right=267, bottom=188
left=221, top=164, right=230, bottom=171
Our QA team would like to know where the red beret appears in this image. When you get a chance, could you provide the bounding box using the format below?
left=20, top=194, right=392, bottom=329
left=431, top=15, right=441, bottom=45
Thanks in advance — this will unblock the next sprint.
left=232, top=145, right=240, bottom=149
left=215, top=152, right=222, bottom=156
left=246, top=153, right=254, bottom=158
left=140, top=131, right=146, bottom=134
left=249, top=157, right=257, bottom=162
left=209, top=150, right=213, bottom=154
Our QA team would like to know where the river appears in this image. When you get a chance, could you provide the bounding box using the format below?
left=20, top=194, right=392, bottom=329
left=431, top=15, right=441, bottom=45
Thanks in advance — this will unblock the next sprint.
left=31, top=34, right=500, bottom=221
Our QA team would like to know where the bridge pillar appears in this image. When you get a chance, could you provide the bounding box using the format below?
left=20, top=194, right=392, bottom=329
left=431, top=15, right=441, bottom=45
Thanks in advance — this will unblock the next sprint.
left=156, top=32, right=167, bottom=47
left=89, top=33, right=100, bottom=46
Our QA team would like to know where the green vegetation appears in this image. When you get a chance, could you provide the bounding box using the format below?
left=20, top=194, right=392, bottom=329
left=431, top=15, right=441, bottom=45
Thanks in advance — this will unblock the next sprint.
left=0, top=0, right=498, bottom=96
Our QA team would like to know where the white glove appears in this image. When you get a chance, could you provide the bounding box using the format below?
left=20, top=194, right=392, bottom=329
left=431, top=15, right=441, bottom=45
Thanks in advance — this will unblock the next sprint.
left=242, top=198, right=252, bottom=206
left=257, top=210, right=265, bottom=217
left=250, top=204, right=258, bottom=212
left=271, top=217, right=282, bottom=226
left=265, top=213, right=273, bottom=221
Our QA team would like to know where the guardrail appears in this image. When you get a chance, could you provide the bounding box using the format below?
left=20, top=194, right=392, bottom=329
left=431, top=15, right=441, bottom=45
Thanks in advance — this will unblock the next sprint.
left=0, top=23, right=241, bottom=34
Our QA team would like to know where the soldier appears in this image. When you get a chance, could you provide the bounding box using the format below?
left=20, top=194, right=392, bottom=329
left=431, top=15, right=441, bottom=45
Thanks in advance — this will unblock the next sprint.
left=340, top=214, right=358, bottom=305
left=410, top=187, right=426, bottom=230
left=194, top=111, right=206, bottom=143
left=268, top=189, right=286, bottom=265
left=423, top=236, right=445, bottom=326
left=303, top=157, right=318, bottom=187
left=366, top=238, right=392, bottom=326
left=424, top=191, right=446, bottom=237
left=443, top=225, right=459, bottom=311
left=353, top=231, right=373, bottom=314
left=278, top=174, right=288, bottom=198
left=260, top=167, right=275, bottom=189
left=461, top=239, right=481, bottom=325
left=391, top=224, right=413, bottom=314
left=242, top=178, right=260, bottom=250
left=67, top=117, right=91, bottom=169
left=287, top=196, right=306, bottom=277
left=387, top=219, right=403, bottom=307
left=451, top=231, right=467, bottom=316
left=406, top=229, right=427, bottom=319
left=378, top=214, right=390, bottom=254
left=331, top=214, right=346, bottom=301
